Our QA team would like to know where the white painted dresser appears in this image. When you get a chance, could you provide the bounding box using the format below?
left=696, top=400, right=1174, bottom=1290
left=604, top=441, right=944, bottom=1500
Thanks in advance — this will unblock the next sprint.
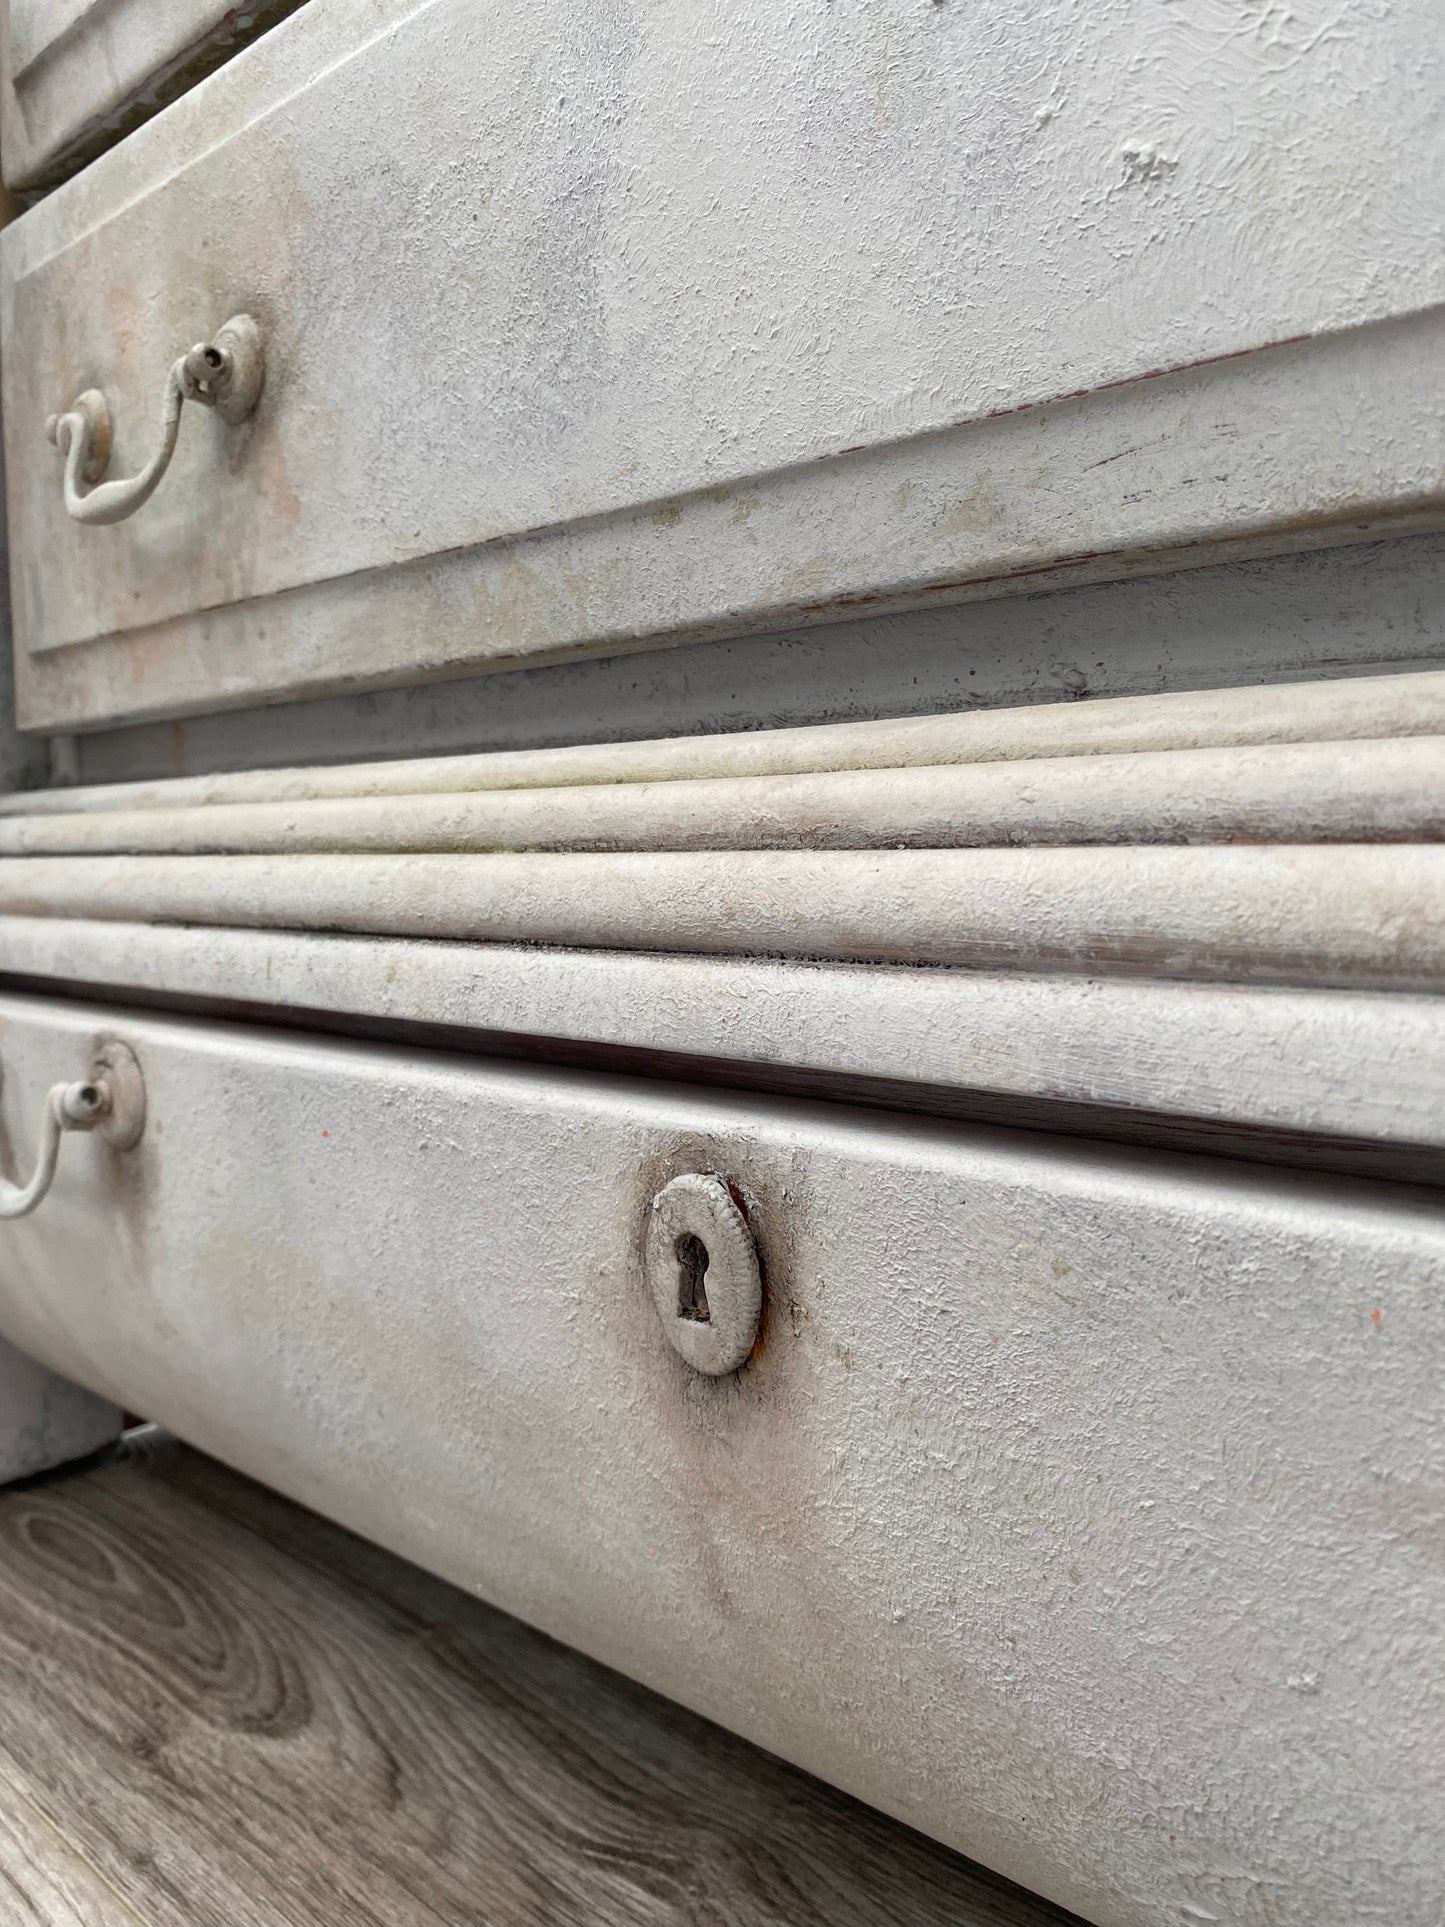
left=0, top=5, right=1442, bottom=1924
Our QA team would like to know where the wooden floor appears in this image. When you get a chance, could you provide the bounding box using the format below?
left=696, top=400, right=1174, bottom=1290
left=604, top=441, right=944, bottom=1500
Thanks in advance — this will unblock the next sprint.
left=0, top=1432, right=1083, bottom=1927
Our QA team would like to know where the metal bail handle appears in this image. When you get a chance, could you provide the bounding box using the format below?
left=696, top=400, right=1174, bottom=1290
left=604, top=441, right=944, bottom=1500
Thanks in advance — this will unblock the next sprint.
left=45, top=314, right=265, bottom=527
left=0, top=1041, right=146, bottom=1221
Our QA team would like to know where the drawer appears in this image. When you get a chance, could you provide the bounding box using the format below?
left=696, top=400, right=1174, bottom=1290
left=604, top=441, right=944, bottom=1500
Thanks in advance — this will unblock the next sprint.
left=0, top=990, right=1441, bottom=1927
left=0, top=0, right=305, bottom=192
left=4, top=0, right=1444, bottom=729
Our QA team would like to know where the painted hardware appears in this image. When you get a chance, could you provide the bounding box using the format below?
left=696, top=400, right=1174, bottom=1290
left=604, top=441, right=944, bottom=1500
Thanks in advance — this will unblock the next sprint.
left=645, top=1173, right=762, bottom=1376
left=46, top=314, right=264, bottom=526
left=0, top=1040, right=145, bottom=1219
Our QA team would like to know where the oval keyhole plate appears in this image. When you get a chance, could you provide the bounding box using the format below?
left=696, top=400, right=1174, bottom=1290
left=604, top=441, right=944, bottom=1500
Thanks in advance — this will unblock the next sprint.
left=645, top=1174, right=761, bottom=1375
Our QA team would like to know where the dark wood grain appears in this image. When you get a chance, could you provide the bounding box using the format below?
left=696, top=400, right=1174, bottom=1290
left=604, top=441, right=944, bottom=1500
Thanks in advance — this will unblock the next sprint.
left=0, top=1768, right=147, bottom=1926
left=0, top=1433, right=1084, bottom=1927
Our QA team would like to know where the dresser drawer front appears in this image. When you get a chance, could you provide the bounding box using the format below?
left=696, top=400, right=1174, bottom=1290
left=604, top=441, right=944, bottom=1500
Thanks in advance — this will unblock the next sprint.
left=5, top=0, right=1444, bottom=728
left=0, top=991, right=1439, bottom=1927
left=0, top=0, right=303, bottom=191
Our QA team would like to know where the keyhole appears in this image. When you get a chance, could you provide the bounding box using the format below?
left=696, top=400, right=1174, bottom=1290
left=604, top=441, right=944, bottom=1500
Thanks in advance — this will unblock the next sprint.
left=675, top=1233, right=711, bottom=1322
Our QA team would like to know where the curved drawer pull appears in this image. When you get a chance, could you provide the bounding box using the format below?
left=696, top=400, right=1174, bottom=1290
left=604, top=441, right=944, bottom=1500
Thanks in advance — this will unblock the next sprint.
left=0, top=1042, right=146, bottom=1221
left=45, top=314, right=264, bottom=527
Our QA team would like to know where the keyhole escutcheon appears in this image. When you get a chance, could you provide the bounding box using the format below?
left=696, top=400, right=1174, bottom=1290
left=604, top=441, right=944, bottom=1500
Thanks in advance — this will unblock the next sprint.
left=645, top=1173, right=761, bottom=1375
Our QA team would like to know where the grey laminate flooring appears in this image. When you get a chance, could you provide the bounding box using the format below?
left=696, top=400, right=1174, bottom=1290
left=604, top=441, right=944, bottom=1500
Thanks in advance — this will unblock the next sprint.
left=0, top=1432, right=1083, bottom=1927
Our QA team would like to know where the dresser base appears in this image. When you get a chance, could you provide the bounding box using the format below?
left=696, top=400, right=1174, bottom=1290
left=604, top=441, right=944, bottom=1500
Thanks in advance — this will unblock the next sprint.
left=0, top=1334, right=121, bottom=1484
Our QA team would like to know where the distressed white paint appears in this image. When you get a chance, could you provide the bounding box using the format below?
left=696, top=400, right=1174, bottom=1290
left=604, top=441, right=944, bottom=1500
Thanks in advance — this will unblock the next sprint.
left=0, top=845, right=1439, bottom=990
left=4, top=0, right=1444, bottom=727
left=0, top=430, right=43, bottom=799
left=62, top=531, right=1445, bottom=794
left=0, top=916, right=1440, bottom=1157
left=11, top=668, right=1445, bottom=814
left=0, top=993, right=128, bottom=1483
left=0, top=992, right=1440, bottom=1926
left=0, top=0, right=302, bottom=190
left=0, top=735, right=1438, bottom=855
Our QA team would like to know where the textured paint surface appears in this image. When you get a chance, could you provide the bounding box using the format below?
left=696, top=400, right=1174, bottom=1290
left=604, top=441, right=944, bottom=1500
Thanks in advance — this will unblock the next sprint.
left=0, top=432, right=44, bottom=799
left=0, top=844, right=1441, bottom=989
left=0, top=735, right=1439, bottom=855
left=0, top=993, right=1442, bottom=1926
left=59, top=531, right=1445, bottom=792
left=15, top=664, right=1445, bottom=811
left=0, top=915, right=1441, bottom=1155
left=4, top=0, right=1445, bottom=724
